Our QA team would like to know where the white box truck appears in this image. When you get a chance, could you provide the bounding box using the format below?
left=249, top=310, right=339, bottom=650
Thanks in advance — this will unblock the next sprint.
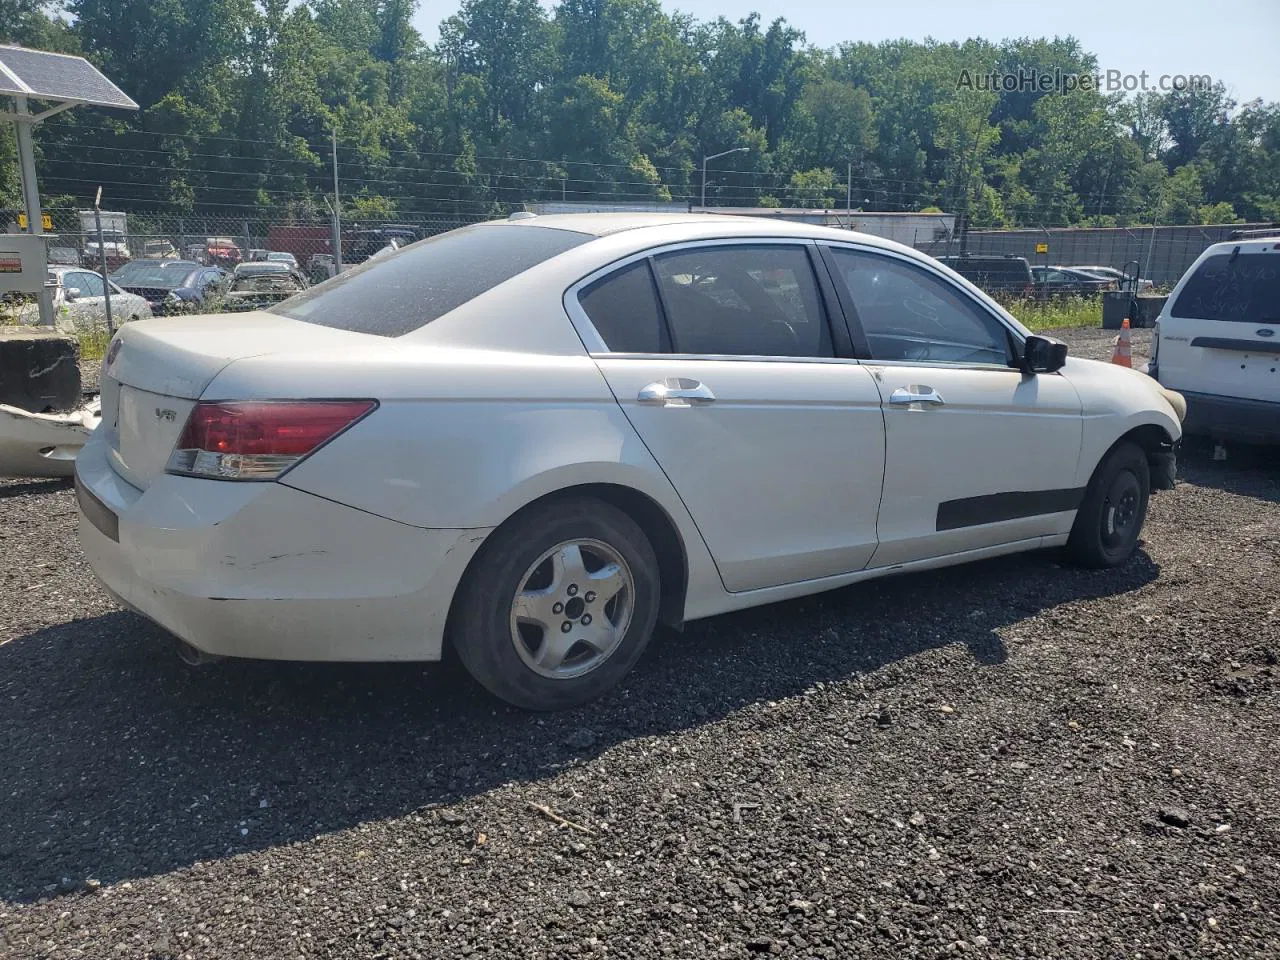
left=79, top=209, right=130, bottom=269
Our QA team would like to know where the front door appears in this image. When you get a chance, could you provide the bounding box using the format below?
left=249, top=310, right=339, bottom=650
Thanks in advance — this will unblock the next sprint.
left=822, top=244, right=1083, bottom=567
left=572, top=241, right=887, bottom=593
left=63, top=269, right=109, bottom=329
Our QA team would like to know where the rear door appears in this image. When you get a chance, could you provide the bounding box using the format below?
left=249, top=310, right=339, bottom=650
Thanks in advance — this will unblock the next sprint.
left=569, top=240, right=887, bottom=593
left=1158, top=246, right=1280, bottom=402
left=822, top=244, right=1083, bottom=567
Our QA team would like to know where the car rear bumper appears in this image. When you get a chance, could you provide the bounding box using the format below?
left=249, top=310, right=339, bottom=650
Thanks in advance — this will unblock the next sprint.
left=74, top=429, right=492, bottom=661
left=1177, top=390, right=1280, bottom=444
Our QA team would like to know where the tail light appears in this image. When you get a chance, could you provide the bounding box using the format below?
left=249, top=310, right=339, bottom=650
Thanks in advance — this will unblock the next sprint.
left=166, top=400, right=376, bottom=480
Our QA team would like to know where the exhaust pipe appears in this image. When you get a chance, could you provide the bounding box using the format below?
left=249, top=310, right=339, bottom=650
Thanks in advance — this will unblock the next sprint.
left=175, top=639, right=223, bottom=666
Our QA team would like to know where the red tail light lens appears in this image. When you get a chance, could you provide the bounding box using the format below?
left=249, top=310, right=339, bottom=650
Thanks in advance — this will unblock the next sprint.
left=166, top=400, right=376, bottom=480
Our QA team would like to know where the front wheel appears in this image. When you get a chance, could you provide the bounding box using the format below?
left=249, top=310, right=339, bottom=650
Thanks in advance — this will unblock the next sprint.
left=1066, top=441, right=1151, bottom=568
left=449, top=497, right=661, bottom=711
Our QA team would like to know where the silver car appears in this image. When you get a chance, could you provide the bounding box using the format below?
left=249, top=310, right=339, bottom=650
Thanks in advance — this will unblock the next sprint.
left=45, top=266, right=153, bottom=333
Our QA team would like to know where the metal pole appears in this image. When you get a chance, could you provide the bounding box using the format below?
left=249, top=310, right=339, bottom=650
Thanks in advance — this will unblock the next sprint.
left=1143, top=186, right=1163, bottom=284
left=13, top=97, right=54, bottom=327
left=93, top=187, right=115, bottom=334
left=331, top=128, right=343, bottom=271
left=847, top=161, right=852, bottom=212
left=700, top=147, right=748, bottom=211
left=324, top=196, right=342, bottom=276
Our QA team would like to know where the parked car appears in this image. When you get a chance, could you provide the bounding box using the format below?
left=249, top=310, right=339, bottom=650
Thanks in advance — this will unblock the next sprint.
left=1070, top=265, right=1153, bottom=292
left=232, top=260, right=308, bottom=289
left=233, top=260, right=291, bottom=276
left=248, top=248, right=269, bottom=262
left=205, top=238, right=243, bottom=268
left=77, top=214, right=1185, bottom=711
left=183, top=242, right=208, bottom=264
left=222, top=270, right=308, bottom=311
left=307, top=253, right=336, bottom=284
left=46, top=245, right=80, bottom=266
left=1031, top=265, right=1116, bottom=297
left=45, top=266, right=152, bottom=333
left=142, top=240, right=178, bottom=260
left=1147, top=236, right=1280, bottom=445
left=345, top=225, right=421, bottom=264
left=934, top=254, right=1036, bottom=297
left=265, top=251, right=299, bottom=269
left=110, top=259, right=228, bottom=313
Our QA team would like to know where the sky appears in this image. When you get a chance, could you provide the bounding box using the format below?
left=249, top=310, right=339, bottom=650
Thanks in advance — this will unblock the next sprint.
left=412, top=0, right=1280, bottom=106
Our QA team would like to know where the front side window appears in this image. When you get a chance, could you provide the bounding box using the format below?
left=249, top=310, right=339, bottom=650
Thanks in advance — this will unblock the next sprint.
left=649, top=245, right=832, bottom=357
left=70, top=271, right=105, bottom=297
left=1170, top=253, right=1280, bottom=323
left=828, top=248, right=1013, bottom=366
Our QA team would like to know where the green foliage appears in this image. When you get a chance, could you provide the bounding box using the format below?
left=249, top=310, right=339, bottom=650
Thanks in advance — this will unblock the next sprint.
left=1, top=2, right=1273, bottom=225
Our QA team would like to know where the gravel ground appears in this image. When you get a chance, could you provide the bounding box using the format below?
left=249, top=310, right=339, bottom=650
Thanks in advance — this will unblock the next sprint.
left=4, top=328, right=1278, bottom=959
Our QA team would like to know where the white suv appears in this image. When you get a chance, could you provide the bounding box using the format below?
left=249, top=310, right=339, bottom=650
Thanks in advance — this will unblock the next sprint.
left=1149, top=237, right=1280, bottom=445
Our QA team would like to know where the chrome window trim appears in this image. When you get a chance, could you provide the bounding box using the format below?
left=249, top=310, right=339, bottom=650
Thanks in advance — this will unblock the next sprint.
left=563, top=237, right=834, bottom=361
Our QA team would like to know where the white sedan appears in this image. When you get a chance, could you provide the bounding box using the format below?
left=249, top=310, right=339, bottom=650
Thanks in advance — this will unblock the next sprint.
left=16, top=267, right=153, bottom=334
left=75, top=214, right=1186, bottom=710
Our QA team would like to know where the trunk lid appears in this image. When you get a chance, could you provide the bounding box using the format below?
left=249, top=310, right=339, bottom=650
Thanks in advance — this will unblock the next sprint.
left=100, top=311, right=348, bottom=489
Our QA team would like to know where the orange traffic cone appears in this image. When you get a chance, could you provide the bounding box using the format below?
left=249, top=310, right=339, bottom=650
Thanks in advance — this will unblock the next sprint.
left=1111, top=318, right=1132, bottom=367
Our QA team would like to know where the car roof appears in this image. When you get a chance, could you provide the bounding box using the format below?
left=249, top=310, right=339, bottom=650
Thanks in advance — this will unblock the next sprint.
left=490, top=211, right=919, bottom=252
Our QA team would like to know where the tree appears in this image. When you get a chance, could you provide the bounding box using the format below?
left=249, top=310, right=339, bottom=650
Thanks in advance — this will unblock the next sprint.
left=787, top=168, right=838, bottom=207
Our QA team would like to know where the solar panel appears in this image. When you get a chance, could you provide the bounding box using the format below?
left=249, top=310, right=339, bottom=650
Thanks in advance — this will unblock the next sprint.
left=0, top=45, right=137, bottom=110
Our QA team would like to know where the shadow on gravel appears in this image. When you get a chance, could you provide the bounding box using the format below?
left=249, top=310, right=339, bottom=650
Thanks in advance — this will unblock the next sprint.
left=0, top=546, right=1159, bottom=901
left=0, top=477, right=73, bottom=500
left=1176, top=439, right=1280, bottom=501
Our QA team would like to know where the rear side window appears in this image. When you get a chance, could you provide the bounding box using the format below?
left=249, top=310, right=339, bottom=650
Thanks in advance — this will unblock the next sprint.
left=1170, top=253, right=1280, bottom=323
left=577, top=260, right=668, bottom=353
left=271, top=224, right=591, bottom=336
left=650, top=245, right=833, bottom=357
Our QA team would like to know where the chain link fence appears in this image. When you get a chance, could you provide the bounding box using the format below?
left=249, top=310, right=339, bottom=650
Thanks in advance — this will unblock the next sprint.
left=6, top=208, right=492, bottom=282
left=915, top=222, right=1280, bottom=287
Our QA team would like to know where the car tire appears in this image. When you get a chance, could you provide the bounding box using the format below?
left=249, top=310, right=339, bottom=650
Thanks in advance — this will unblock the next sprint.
left=449, top=497, right=661, bottom=711
left=1066, top=441, right=1150, bottom=568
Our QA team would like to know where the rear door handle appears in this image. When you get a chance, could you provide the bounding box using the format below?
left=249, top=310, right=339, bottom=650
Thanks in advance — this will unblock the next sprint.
left=637, top=378, right=717, bottom=406
left=889, top=386, right=945, bottom=406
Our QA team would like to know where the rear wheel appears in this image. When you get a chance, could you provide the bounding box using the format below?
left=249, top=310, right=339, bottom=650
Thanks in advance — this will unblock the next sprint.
left=450, top=497, right=660, bottom=710
left=1067, top=441, right=1150, bottom=568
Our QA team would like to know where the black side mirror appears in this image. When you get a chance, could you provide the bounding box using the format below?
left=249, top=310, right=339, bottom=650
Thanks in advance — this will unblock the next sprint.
left=1022, top=334, right=1068, bottom=374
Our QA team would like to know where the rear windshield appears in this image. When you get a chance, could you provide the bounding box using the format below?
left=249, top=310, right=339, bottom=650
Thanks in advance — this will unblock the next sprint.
left=1170, top=252, right=1280, bottom=323
left=270, top=223, right=591, bottom=336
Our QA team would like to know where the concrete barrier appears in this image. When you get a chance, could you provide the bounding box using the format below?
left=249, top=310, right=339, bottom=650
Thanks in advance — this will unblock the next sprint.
left=0, top=328, right=82, bottom=413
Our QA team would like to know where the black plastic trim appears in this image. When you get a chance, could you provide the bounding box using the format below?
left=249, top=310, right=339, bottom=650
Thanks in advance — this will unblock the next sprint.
left=936, top=487, right=1085, bottom=532
left=75, top=478, right=119, bottom=542
left=1189, top=336, right=1280, bottom=354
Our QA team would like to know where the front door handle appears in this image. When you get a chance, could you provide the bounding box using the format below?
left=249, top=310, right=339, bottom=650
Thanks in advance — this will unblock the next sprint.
left=889, top=385, right=945, bottom=406
left=637, top=378, right=717, bottom=407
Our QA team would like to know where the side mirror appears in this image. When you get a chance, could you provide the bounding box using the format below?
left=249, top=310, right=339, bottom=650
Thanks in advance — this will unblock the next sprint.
left=64, top=287, right=81, bottom=301
left=1022, top=334, right=1068, bottom=374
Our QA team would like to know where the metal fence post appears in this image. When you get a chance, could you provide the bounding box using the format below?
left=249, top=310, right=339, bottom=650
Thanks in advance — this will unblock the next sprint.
left=93, top=187, right=115, bottom=335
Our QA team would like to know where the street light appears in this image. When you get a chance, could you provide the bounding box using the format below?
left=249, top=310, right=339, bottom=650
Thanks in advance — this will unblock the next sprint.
left=701, top=147, right=749, bottom=209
